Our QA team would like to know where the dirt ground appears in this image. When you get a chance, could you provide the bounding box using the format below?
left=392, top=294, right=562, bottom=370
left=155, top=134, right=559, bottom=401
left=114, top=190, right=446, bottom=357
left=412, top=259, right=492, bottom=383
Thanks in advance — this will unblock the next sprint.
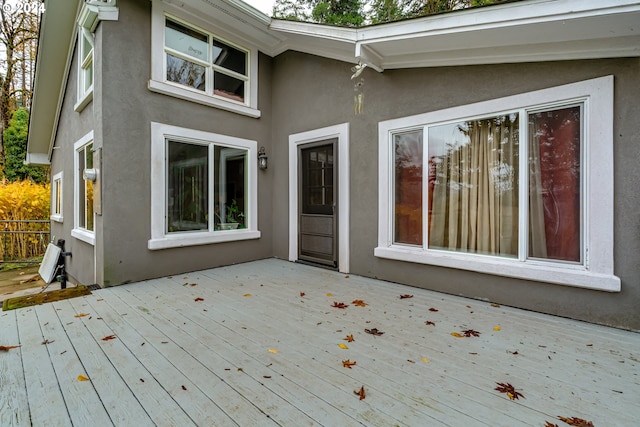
left=0, top=265, right=49, bottom=302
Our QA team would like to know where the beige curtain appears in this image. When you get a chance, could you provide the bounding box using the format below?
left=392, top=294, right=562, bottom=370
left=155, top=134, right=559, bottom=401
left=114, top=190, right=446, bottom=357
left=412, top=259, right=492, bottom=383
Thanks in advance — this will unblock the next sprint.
left=429, top=116, right=518, bottom=256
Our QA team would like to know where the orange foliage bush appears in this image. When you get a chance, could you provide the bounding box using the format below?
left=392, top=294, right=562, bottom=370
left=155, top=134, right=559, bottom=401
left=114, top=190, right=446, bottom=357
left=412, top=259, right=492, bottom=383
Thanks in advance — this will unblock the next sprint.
left=0, top=179, right=50, bottom=261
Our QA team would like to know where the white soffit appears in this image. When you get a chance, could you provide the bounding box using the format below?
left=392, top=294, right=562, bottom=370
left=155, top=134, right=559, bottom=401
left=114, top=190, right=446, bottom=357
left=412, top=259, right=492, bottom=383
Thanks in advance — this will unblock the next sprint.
left=270, top=0, right=640, bottom=70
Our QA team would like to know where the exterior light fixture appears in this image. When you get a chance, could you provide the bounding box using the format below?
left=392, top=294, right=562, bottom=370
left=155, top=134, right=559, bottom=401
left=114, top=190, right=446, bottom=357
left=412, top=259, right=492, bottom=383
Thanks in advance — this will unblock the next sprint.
left=258, top=146, right=268, bottom=170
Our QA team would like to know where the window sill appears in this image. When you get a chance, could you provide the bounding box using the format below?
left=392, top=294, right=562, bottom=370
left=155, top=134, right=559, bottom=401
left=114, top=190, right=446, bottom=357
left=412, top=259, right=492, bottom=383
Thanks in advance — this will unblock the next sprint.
left=72, top=228, right=95, bottom=245
left=374, top=246, right=621, bottom=292
left=148, top=229, right=261, bottom=250
left=148, top=80, right=261, bottom=118
left=51, top=215, right=63, bottom=223
left=74, top=90, right=93, bottom=113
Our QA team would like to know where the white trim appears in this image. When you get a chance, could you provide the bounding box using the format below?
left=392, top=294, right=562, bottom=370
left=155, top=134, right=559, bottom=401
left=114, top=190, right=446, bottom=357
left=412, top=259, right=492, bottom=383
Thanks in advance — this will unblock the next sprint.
left=149, top=122, right=261, bottom=250
left=376, top=76, right=619, bottom=292
left=73, top=130, right=95, bottom=246
left=288, top=123, right=350, bottom=273
left=149, top=1, right=260, bottom=116
left=51, top=171, right=64, bottom=223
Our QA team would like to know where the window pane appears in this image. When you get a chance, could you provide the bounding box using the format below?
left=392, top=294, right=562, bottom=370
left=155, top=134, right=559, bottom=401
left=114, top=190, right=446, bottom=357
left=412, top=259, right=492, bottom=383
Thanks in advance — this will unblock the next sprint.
left=165, top=19, right=208, bottom=62
left=84, top=64, right=93, bottom=91
left=54, top=179, right=62, bottom=215
left=213, top=72, right=244, bottom=102
left=167, top=141, right=209, bottom=232
left=213, top=39, right=246, bottom=75
left=166, top=54, right=206, bottom=91
left=85, top=146, right=94, bottom=231
left=214, top=147, right=247, bottom=230
left=528, top=106, right=581, bottom=262
left=428, top=115, right=519, bottom=256
left=394, top=131, right=423, bottom=245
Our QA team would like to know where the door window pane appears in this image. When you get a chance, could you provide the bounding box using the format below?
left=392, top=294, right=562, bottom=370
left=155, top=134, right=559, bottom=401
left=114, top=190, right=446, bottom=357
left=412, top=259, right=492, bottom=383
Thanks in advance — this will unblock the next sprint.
left=393, top=131, right=423, bottom=246
left=167, top=141, right=208, bottom=232
left=428, top=115, right=519, bottom=256
left=528, top=106, right=581, bottom=262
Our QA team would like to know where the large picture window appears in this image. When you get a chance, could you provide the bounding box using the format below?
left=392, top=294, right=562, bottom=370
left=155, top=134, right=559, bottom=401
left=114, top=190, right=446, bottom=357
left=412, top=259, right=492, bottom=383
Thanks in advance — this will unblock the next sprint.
left=149, top=1, right=260, bottom=117
left=149, top=123, right=260, bottom=249
left=376, top=77, right=619, bottom=291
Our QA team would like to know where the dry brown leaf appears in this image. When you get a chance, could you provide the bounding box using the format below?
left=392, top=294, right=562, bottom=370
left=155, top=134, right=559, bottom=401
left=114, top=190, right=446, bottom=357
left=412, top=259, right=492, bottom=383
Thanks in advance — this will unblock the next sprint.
left=428, top=307, right=439, bottom=312
left=194, top=297, right=204, bottom=302
left=557, top=416, right=595, bottom=427
left=461, top=329, right=481, bottom=337
left=494, top=382, right=524, bottom=400
left=344, top=334, right=355, bottom=342
left=545, top=423, right=559, bottom=427
left=342, top=359, right=357, bottom=369
left=0, top=345, right=21, bottom=352
left=425, top=321, right=435, bottom=326
left=74, top=313, right=89, bottom=318
left=352, top=299, right=367, bottom=307
left=263, top=375, right=272, bottom=379
left=399, top=294, right=413, bottom=299
left=332, top=301, right=349, bottom=309
left=364, top=328, right=384, bottom=336
left=354, top=385, right=366, bottom=400
left=299, top=292, right=305, bottom=297
left=491, top=303, right=501, bottom=307
left=181, top=385, right=187, bottom=390
left=101, top=335, right=117, bottom=341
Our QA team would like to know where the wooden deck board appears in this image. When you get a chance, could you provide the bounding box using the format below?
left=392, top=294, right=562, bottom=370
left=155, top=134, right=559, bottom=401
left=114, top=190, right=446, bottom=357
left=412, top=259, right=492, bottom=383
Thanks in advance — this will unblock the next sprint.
left=1, top=259, right=639, bottom=426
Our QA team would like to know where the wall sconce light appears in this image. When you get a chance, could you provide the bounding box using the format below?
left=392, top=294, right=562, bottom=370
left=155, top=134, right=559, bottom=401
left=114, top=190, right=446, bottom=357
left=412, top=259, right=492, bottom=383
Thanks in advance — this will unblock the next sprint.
left=258, top=146, right=268, bottom=170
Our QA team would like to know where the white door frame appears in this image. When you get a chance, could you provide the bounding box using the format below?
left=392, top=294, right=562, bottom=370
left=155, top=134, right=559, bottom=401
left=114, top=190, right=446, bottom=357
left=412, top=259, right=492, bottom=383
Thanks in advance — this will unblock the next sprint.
left=288, top=123, right=350, bottom=273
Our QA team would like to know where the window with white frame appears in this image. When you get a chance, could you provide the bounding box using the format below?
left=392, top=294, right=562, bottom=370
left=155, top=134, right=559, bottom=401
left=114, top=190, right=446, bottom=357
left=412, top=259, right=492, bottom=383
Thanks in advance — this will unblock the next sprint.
left=72, top=131, right=95, bottom=245
left=149, top=1, right=260, bottom=118
left=149, top=122, right=260, bottom=250
left=376, top=76, right=619, bottom=292
left=51, top=172, right=63, bottom=222
left=76, top=27, right=94, bottom=111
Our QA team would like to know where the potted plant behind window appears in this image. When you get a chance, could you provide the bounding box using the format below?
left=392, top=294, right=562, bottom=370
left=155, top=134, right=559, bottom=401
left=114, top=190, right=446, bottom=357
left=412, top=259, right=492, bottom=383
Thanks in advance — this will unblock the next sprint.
left=218, top=199, right=245, bottom=230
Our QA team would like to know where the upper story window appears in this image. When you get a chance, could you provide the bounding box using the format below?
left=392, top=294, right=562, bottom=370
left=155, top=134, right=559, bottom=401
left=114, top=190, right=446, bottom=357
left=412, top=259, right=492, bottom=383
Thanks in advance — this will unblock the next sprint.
left=149, top=1, right=260, bottom=118
left=376, top=76, right=619, bottom=292
left=75, top=28, right=94, bottom=111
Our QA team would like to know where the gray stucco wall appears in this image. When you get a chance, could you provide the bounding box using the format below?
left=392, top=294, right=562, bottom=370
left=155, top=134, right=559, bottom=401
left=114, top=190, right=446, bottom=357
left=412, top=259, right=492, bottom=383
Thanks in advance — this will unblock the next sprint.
left=271, top=51, right=640, bottom=330
left=49, top=31, right=97, bottom=286
left=96, top=0, right=274, bottom=286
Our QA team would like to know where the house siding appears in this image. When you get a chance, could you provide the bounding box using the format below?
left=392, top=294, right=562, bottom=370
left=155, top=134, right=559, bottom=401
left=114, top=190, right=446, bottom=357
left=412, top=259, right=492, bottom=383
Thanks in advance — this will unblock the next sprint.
left=49, top=30, right=97, bottom=286
left=271, top=51, right=640, bottom=330
left=96, top=0, right=274, bottom=286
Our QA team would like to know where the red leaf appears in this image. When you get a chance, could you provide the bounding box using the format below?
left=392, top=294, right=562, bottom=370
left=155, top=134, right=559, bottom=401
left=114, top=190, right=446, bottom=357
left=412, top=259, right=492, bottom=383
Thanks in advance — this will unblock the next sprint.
left=332, top=301, right=349, bottom=309
left=461, top=329, right=481, bottom=337
left=194, top=297, right=204, bottom=302
left=399, top=294, right=413, bottom=299
left=299, top=292, right=305, bottom=297
left=101, top=335, right=117, bottom=341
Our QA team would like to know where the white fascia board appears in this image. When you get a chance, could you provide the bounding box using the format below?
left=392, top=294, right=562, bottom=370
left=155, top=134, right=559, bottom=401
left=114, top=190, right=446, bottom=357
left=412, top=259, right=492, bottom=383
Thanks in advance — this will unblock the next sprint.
left=78, top=1, right=119, bottom=31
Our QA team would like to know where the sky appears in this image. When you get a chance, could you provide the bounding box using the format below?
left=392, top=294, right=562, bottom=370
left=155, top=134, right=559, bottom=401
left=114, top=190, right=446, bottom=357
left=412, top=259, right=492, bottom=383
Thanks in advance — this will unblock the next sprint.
left=243, top=0, right=276, bottom=15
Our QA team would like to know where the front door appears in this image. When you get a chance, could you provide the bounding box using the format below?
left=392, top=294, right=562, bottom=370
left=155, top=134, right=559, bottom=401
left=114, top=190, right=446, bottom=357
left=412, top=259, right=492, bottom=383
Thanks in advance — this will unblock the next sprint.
left=299, top=140, right=337, bottom=267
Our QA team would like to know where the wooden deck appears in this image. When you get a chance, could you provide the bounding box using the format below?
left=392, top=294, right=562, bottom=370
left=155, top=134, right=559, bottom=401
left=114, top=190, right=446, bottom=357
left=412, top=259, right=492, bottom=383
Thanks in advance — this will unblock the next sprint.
left=1, top=259, right=639, bottom=426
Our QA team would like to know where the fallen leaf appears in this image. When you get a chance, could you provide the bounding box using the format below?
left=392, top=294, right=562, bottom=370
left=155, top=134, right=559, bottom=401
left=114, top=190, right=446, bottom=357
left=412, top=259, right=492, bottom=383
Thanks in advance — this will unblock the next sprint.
left=344, top=334, right=355, bottom=342
left=190, top=283, right=197, bottom=287
left=352, top=299, right=368, bottom=307
left=421, top=356, right=430, bottom=363
left=342, top=359, right=357, bottom=369
left=268, top=349, right=279, bottom=354
left=364, top=328, right=384, bottom=336
left=194, top=297, right=204, bottom=302
left=41, top=339, right=54, bottom=345
left=299, top=292, right=305, bottom=297
left=491, top=303, right=501, bottom=307
left=74, top=313, right=89, bottom=318
left=0, top=345, right=21, bottom=351
left=428, top=307, right=439, bottom=312
left=354, top=385, right=366, bottom=400
left=77, top=375, right=90, bottom=381
left=557, top=416, right=595, bottom=427
left=140, top=378, right=145, bottom=382
left=450, top=332, right=464, bottom=338
left=399, top=294, right=413, bottom=299
left=243, top=293, right=252, bottom=297
left=344, top=275, right=350, bottom=278
left=494, top=382, right=524, bottom=400
left=181, top=385, right=187, bottom=390
left=545, top=423, right=559, bottom=427
left=101, top=335, right=117, bottom=341
left=425, top=321, right=435, bottom=326
left=461, top=329, right=481, bottom=337
left=338, top=343, right=349, bottom=349
left=407, top=359, right=415, bottom=363
left=332, top=301, right=349, bottom=309
left=326, top=293, right=333, bottom=297
left=493, top=325, right=501, bottom=331
left=263, top=375, right=271, bottom=379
